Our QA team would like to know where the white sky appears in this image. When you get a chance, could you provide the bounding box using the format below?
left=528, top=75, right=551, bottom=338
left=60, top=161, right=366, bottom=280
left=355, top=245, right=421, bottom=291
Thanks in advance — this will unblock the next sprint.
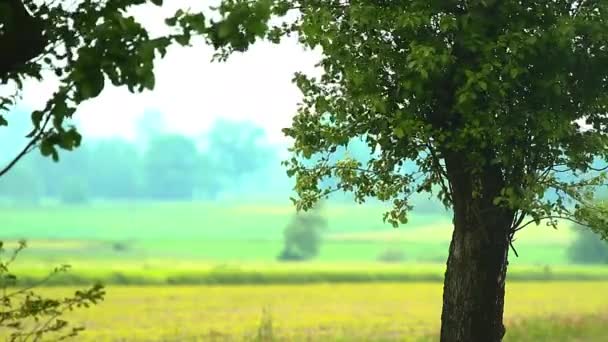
left=19, top=1, right=322, bottom=146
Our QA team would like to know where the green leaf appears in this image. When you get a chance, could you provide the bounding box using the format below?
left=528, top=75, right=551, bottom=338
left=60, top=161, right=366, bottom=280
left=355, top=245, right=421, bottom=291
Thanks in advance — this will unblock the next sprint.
left=142, top=72, right=155, bottom=90
left=75, top=68, right=105, bottom=101
left=40, top=140, right=59, bottom=162
left=478, top=81, right=488, bottom=91
left=31, top=110, right=44, bottom=127
left=394, top=127, right=405, bottom=138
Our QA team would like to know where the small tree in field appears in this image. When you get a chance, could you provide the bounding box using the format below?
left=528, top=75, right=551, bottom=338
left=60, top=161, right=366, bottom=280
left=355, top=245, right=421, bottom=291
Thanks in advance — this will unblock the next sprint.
left=278, top=203, right=327, bottom=261
left=569, top=225, right=608, bottom=264
left=190, top=1, right=608, bottom=341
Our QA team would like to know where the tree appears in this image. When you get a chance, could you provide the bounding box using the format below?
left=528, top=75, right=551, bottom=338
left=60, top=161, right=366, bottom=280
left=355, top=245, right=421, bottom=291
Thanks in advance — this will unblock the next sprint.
left=135, top=110, right=167, bottom=148
left=60, top=176, right=90, bottom=204
left=196, top=1, right=608, bottom=341
left=277, top=203, right=327, bottom=261
left=88, top=139, right=141, bottom=199
left=203, top=119, right=276, bottom=192
left=569, top=224, right=608, bottom=264
left=0, top=157, right=43, bottom=204
left=143, top=134, right=199, bottom=200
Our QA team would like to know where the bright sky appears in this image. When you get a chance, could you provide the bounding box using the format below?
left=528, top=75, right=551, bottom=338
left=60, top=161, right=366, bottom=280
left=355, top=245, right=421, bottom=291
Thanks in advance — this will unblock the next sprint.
left=19, top=1, right=321, bottom=146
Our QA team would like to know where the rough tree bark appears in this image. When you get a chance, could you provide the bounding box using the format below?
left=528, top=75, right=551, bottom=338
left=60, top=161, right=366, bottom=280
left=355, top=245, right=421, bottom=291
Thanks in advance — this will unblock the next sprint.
left=0, top=0, right=46, bottom=77
left=440, top=152, right=516, bottom=342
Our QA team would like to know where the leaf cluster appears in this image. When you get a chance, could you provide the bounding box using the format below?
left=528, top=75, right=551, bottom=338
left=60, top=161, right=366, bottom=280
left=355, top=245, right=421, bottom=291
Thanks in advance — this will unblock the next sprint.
left=0, top=240, right=105, bottom=342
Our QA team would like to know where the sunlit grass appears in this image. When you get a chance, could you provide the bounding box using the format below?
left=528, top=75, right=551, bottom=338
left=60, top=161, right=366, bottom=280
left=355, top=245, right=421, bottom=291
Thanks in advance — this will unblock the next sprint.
left=22, top=282, right=608, bottom=341
left=6, top=261, right=608, bottom=286
left=0, top=202, right=580, bottom=264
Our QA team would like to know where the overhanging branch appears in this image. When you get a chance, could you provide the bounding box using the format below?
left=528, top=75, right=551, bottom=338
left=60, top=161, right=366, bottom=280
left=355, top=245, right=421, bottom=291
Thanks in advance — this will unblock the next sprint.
left=0, top=113, right=52, bottom=178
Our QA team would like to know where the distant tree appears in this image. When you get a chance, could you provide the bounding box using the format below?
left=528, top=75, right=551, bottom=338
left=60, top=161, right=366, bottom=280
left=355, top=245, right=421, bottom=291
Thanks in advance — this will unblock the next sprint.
left=569, top=225, right=608, bottom=264
left=143, top=134, right=199, bottom=200
left=88, top=139, right=141, bottom=199
left=377, top=247, right=407, bottom=263
left=203, top=119, right=275, bottom=192
left=60, top=176, right=89, bottom=204
left=278, top=203, right=327, bottom=261
left=195, top=154, right=224, bottom=200
left=0, top=157, right=43, bottom=204
left=135, top=110, right=166, bottom=148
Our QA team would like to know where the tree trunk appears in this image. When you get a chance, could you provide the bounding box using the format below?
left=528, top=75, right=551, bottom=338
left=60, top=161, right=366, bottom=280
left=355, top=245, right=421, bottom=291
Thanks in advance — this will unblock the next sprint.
left=440, top=154, right=515, bottom=342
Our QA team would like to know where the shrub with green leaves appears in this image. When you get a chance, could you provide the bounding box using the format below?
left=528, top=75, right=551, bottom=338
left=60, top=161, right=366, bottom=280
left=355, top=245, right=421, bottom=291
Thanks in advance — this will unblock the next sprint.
left=0, top=241, right=105, bottom=342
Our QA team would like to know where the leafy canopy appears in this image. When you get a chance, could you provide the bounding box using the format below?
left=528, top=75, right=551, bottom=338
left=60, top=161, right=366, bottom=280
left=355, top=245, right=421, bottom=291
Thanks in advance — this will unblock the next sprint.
left=197, top=0, right=608, bottom=238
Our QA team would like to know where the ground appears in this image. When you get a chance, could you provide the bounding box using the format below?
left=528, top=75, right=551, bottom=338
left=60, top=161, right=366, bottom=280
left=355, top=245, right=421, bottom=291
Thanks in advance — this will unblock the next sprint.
left=17, top=282, right=608, bottom=341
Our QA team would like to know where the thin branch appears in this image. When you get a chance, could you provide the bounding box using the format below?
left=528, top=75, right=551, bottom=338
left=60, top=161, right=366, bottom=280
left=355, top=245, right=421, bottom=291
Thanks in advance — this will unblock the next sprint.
left=0, top=113, right=51, bottom=178
left=510, top=210, right=527, bottom=232
left=509, top=239, right=519, bottom=258
left=514, top=215, right=588, bottom=232
left=425, top=142, right=453, bottom=203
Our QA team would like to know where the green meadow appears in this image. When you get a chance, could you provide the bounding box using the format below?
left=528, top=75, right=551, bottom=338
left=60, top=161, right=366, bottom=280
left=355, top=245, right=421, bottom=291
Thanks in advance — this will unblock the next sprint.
left=0, top=201, right=576, bottom=265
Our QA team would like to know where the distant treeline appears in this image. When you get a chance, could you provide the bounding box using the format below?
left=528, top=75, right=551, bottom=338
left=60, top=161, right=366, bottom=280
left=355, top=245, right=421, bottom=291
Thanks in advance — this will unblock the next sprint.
left=0, top=109, right=451, bottom=212
left=0, top=112, right=278, bottom=203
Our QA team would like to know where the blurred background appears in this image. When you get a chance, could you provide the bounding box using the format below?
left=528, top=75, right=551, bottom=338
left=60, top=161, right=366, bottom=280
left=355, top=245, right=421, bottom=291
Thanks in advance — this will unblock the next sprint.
left=1, top=6, right=607, bottom=340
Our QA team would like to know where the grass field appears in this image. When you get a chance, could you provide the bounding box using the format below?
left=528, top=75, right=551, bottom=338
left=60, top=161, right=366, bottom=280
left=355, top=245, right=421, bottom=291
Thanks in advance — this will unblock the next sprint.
left=1, top=201, right=607, bottom=341
left=0, top=201, right=578, bottom=264
left=8, top=261, right=608, bottom=286
left=19, top=282, right=608, bottom=341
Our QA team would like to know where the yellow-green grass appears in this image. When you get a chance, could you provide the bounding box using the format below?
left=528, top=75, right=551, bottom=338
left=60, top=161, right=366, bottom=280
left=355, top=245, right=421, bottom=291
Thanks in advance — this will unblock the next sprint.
left=0, top=202, right=411, bottom=240
left=3, top=238, right=572, bottom=265
left=21, top=282, right=608, bottom=341
left=2, top=201, right=573, bottom=243
left=8, top=261, right=608, bottom=285
left=0, top=201, right=581, bottom=264
left=327, top=220, right=575, bottom=245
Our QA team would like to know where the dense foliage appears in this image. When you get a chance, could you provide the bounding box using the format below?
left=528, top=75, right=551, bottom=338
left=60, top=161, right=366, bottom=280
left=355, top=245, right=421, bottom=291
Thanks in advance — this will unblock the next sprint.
left=278, top=203, right=327, bottom=261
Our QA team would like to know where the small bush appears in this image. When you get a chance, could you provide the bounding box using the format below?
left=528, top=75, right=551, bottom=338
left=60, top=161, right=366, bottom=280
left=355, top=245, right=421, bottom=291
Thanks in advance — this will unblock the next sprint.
left=377, top=248, right=407, bottom=263
left=60, top=178, right=89, bottom=204
left=568, top=227, right=608, bottom=264
left=277, top=203, right=327, bottom=261
left=111, top=241, right=131, bottom=253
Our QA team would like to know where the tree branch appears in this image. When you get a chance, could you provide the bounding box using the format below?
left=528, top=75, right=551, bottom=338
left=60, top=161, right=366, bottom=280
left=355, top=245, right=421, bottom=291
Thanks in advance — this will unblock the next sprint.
left=0, top=113, right=51, bottom=178
left=514, top=215, right=588, bottom=233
